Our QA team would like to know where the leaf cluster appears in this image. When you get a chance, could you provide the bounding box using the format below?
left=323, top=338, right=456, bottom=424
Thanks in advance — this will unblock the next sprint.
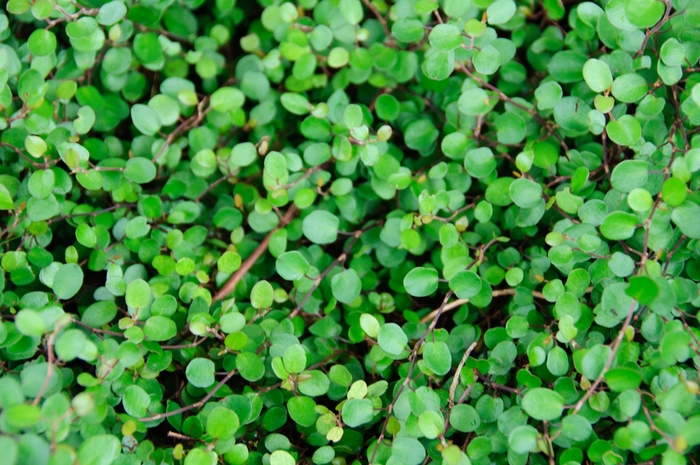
left=1, top=0, right=700, bottom=465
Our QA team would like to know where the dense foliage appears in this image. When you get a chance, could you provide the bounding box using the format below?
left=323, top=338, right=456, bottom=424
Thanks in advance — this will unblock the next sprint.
left=1, top=0, right=700, bottom=464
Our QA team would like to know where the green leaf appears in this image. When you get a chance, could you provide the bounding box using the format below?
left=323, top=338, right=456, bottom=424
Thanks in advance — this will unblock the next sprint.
left=583, top=58, right=613, bottom=93
left=423, top=341, right=451, bottom=376
left=28, top=169, right=54, bottom=199
left=627, top=188, right=653, bottom=211
left=521, top=388, right=564, bottom=421
left=276, top=251, right=310, bottom=280
left=611, top=73, right=648, bottom=103
left=186, top=358, right=215, bottom=388
left=53, top=263, right=84, bottom=300
left=125, top=216, right=150, bottom=239
left=283, top=344, right=307, bottom=374
left=660, top=38, right=685, bottom=66
left=302, top=210, right=339, bottom=244
left=465, top=147, right=496, bottom=178
left=509, top=178, right=542, bottom=208
left=124, top=157, right=156, bottom=184
left=604, top=367, right=642, bottom=392
left=548, top=51, right=587, bottom=83
left=611, top=160, right=649, bottom=193
left=270, top=451, right=295, bottom=465
left=288, top=396, right=317, bottom=427
left=508, top=425, right=538, bottom=454
left=6, top=403, right=40, bottom=428
left=144, top=316, right=177, bottom=341
left=391, top=19, right=425, bottom=43
left=403, top=267, right=438, bottom=297
left=184, top=449, right=218, bottom=465
left=250, top=280, right=273, bottom=309
left=418, top=410, right=445, bottom=439
left=391, top=438, right=425, bottom=465
left=77, top=435, right=121, bottom=465
left=331, top=269, right=361, bottom=304
left=671, top=201, right=700, bottom=239
left=626, top=0, right=665, bottom=28
left=535, top=81, right=563, bottom=110
left=15, top=309, right=45, bottom=337
left=377, top=323, right=407, bottom=356
left=561, top=415, right=592, bottom=441
left=661, top=177, right=687, bottom=207
left=96, top=1, right=127, bottom=25
left=206, top=407, right=239, bottom=440
left=450, top=404, right=480, bottom=432
left=606, top=115, right=641, bottom=146
left=236, top=352, right=265, bottom=381
left=338, top=0, right=363, bottom=25
left=0, top=185, right=14, bottom=210
left=581, top=344, right=611, bottom=380
left=422, top=48, right=454, bottom=81
left=546, top=346, right=569, bottom=376
left=125, top=279, right=152, bottom=311
left=230, top=142, right=257, bottom=167
left=131, top=104, right=161, bottom=136
left=218, top=251, right=242, bottom=274
left=600, top=211, right=638, bottom=240
left=27, top=29, right=56, bottom=56
left=459, top=88, right=491, bottom=115
left=626, top=275, right=659, bottom=305
left=123, top=384, right=150, bottom=417
left=81, top=301, right=118, bottom=327
left=360, top=314, right=380, bottom=338
left=210, top=87, right=245, bottom=112
left=429, top=24, right=463, bottom=51
left=449, top=270, right=482, bottom=299
left=55, top=329, right=87, bottom=361
left=342, top=398, right=374, bottom=427
left=280, top=93, right=311, bottom=115
left=473, top=44, right=501, bottom=75
left=487, top=0, right=516, bottom=24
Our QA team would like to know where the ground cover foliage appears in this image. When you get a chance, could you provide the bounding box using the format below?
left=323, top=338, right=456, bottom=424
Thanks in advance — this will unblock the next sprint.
left=1, top=0, right=700, bottom=463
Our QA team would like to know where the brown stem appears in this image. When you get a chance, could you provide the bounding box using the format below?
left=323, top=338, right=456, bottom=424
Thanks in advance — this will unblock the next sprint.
left=571, top=301, right=637, bottom=414
left=212, top=204, right=299, bottom=302
left=33, top=328, right=59, bottom=406
left=476, top=373, right=523, bottom=397
left=288, top=230, right=364, bottom=318
left=360, top=0, right=394, bottom=47
left=139, top=366, right=238, bottom=422
left=369, top=291, right=454, bottom=465
left=449, top=342, right=478, bottom=408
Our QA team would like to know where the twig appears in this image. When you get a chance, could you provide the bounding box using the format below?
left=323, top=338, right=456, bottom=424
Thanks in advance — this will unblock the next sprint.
left=369, top=291, right=454, bottom=465
left=571, top=301, right=637, bottom=414
left=288, top=229, right=366, bottom=318
left=0, top=142, right=54, bottom=169
left=33, top=328, right=59, bottom=406
left=360, top=0, right=394, bottom=46
left=457, top=63, right=569, bottom=152
left=449, top=342, right=477, bottom=408
left=476, top=373, right=522, bottom=397
left=153, top=98, right=211, bottom=163
left=634, top=0, right=673, bottom=58
left=419, top=289, right=543, bottom=324
left=161, top=336, right=209, bottom=350
left=139, top=366, right=238, bottom=422
left=212, top=204, right=298, bottom=302
left=194, top=173, right=236, bottom=202
left=72, top=319, right=125, bottom=338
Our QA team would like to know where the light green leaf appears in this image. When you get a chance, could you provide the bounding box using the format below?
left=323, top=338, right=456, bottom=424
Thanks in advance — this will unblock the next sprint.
left=521, top=388, right=564, bottom=421
left=403, top=267, right=438, bottom=297
left=302, top=210, right=339, bottom=244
